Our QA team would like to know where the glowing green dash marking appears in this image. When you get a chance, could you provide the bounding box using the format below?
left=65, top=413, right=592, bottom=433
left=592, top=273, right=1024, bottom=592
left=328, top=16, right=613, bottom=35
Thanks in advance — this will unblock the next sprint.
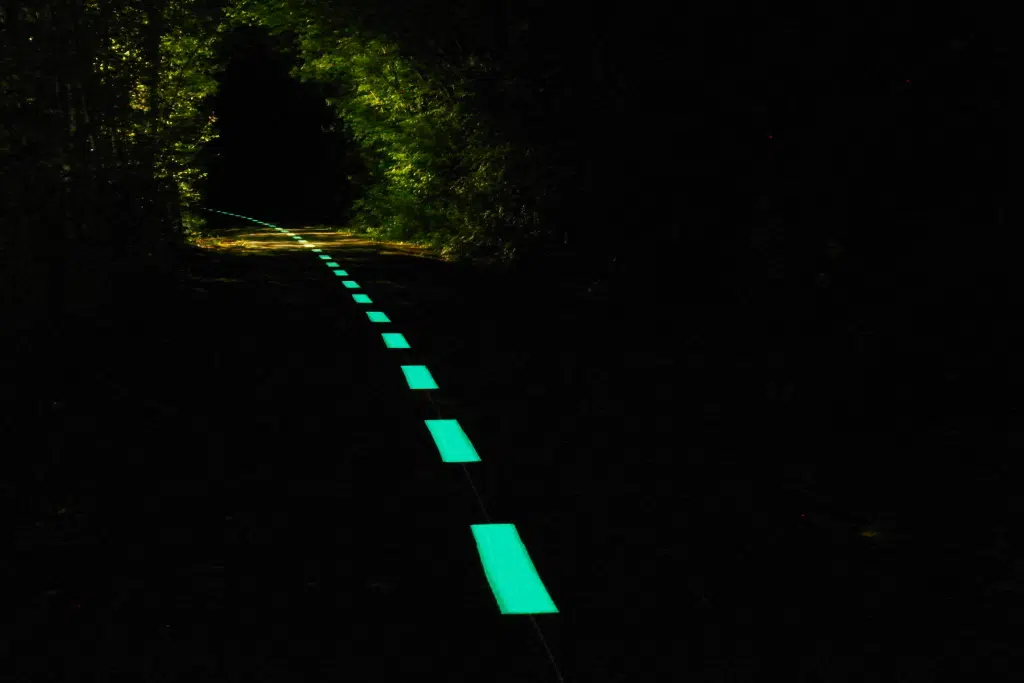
left=381, top=333, right=410, bottom=349
left=470, top=524, right=558, bottom=615
left=318, top=255, right=332, bottom=260
left=342, top=280, right=360, bottom=289
left=424, top=419, right=480, bottom=463
left=332, top=270, right=349, bottom=277
left=353, top=294, right=372, bottom=304
left=312, top=248, right=323, bottom=252
left=401, top=365, right=438, bottom=390
left=366, top=311, right=390, bottom=323
left=326, top=261, right=340, bottom=268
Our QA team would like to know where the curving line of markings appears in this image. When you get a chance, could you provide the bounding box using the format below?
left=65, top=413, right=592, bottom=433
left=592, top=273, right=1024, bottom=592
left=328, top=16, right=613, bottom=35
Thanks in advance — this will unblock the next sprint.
left=204, top=208, right=565, bottom=681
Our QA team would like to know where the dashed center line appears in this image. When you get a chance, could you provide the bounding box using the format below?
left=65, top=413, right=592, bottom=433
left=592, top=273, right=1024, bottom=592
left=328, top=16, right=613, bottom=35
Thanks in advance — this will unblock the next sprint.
left=471, top=524, right=559, bottom=615
left=424, top=419, right=481, bottom=463
left=381, top=332, right=410, bottom=349
left=400, top=365, right=439, bottom=390
left=204, top=209, right=564, bottom=676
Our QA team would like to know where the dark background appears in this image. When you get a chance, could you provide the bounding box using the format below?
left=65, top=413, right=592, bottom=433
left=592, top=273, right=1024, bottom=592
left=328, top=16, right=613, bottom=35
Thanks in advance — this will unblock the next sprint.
left=201, top=27, right=358, bottom=225
left=1, top=3, right=1012, bottom=681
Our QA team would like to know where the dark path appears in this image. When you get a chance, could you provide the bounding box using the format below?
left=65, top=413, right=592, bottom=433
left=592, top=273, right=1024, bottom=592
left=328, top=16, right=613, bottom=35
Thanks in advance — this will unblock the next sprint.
left=1, top=220, right=557, bottom=681
left=2, top=212, right=1017, bottom=681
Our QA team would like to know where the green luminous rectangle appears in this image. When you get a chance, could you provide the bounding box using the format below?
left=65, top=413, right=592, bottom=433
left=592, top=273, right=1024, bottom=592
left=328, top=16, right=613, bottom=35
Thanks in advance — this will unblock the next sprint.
left=470, top=524, right=558, bottom=615
left=318, top=255, right=332, bottom=260
left=326, top=261, right=340, bottom=268
left=342, top=280, right=360, bottom=289
left=366, top=311, right=390, bottom=323
left=424, top=419, right=480, bottom=463
left=353, top=294, right=373, bottom=304
left=332, top=270, right=349, bottom=277
left=292, top=236, right=303, bottom=240
left=381, top=333, right=410, bottom=349
left=312, top=248, right=323, bottom=252
left=401, top=365, right=438, bottom=390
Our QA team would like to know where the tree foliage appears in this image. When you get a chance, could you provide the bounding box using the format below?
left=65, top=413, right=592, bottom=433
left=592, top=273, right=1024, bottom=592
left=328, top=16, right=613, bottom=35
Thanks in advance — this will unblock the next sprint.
left=2, top=0, right=573, bottom=334
left=221, top=0, right=553, bottom=263
left=3, top=0, right=1005, bottom=335
left=1, top=0, right=225, bottom=330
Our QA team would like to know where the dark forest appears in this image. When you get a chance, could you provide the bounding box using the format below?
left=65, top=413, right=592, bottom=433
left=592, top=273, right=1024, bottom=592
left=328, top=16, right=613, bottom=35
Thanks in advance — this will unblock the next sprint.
left=1, top=2, right=1011, bottom=681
